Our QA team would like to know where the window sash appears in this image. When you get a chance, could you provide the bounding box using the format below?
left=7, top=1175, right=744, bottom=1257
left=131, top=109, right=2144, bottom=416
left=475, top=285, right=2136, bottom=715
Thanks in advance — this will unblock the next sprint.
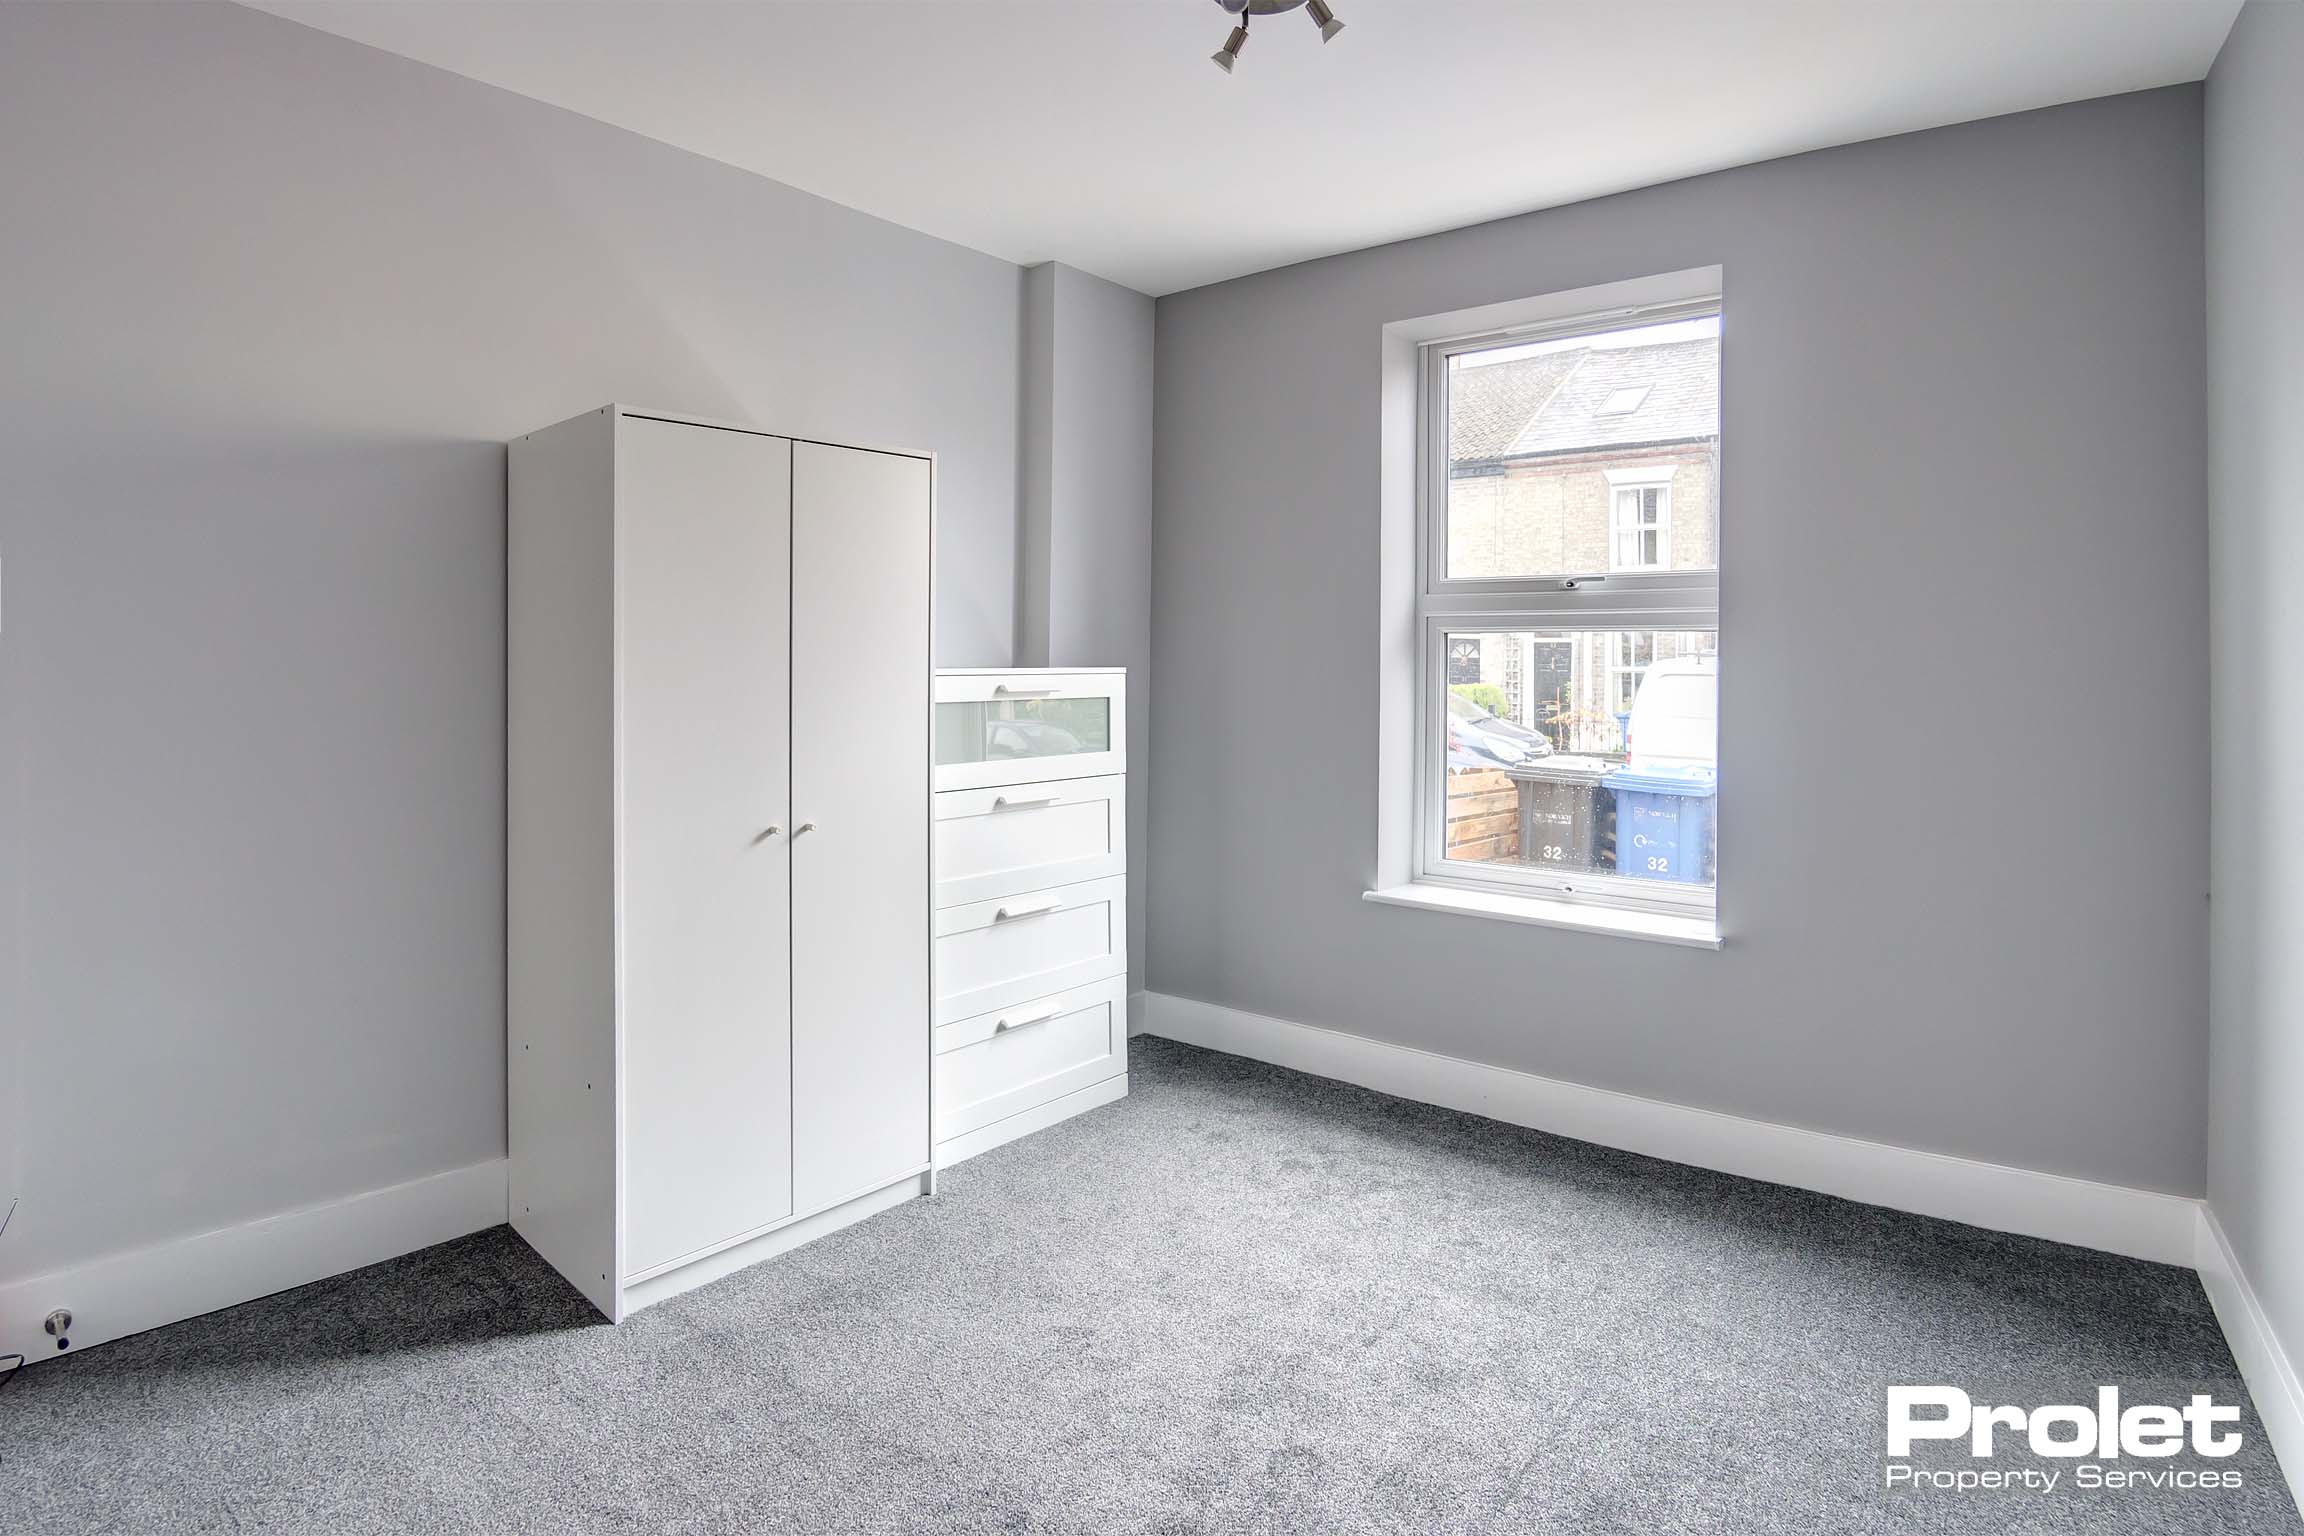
left=1421, top=297, right=1719, bottom=597
left=1416, top=618, right=1715, bottom=915
left=1414, top=300, right=1719, bottom=917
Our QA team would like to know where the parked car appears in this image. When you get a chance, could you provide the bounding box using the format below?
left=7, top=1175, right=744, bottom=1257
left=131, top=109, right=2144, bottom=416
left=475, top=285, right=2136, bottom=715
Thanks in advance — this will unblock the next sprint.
left=1448, top=719, right=1513, bottom=772
left=1446, top=691, right=1553, bottom=772
left=1622, top=656, right=1717, bottom=770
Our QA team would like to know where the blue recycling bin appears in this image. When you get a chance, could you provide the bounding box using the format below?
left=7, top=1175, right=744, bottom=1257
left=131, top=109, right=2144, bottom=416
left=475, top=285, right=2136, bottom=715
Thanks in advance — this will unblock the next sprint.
left=1605, top=765, right=1716, bottom=883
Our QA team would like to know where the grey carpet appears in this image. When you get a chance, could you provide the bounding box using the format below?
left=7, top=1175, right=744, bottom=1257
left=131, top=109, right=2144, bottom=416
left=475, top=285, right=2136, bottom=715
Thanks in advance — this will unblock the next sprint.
left=4, top=1036, right=2296, bottom=1535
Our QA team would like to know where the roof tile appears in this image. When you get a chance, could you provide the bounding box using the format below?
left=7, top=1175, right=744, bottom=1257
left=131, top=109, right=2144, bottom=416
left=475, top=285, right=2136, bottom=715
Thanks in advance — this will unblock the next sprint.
left=1450, top=336, right=1719, bottom=464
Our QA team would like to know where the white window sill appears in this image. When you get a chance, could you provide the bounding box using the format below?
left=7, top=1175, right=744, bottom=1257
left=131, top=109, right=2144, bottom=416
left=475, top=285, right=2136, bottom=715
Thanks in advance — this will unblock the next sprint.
left=1362, top=883, right=1721, bottom=950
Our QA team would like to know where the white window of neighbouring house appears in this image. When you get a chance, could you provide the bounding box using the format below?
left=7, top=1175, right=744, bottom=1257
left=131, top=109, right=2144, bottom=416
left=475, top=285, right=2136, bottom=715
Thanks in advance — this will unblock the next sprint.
left=1611, top=484, right=1668, bottom=570
left=1417, top=299, right=1720, bottom=917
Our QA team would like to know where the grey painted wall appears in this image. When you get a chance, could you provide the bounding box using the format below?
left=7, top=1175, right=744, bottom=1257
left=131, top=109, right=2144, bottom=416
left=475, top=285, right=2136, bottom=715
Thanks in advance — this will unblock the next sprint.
left=0, top=0, right=1025, bottom=1284
left=2206, top=0, right=2304, bottom=1377
left=1016, top=261, right=1156, bottom=992
left=1150, top=87, right=2209, bottom=1194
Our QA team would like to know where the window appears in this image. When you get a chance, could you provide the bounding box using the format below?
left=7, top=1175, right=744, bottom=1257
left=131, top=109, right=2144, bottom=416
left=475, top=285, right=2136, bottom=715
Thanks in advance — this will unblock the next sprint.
left=1610, top=482, right=1670, bottom=571
left=1445, top=635, right=1483, bottom=686
left=1417, top=300, right=1720, bottom=920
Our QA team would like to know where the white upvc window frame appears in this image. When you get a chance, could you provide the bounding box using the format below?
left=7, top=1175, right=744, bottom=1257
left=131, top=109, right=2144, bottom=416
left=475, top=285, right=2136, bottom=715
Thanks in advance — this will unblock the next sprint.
left=1411, top=294, right=1721, bottom=923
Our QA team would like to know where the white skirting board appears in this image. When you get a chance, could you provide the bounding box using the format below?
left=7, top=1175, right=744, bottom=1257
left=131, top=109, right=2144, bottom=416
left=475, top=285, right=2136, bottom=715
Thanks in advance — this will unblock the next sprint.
left=2196, top=1207, right=2304, bottom=1519
left=0, top=1158, right=508, bottom=1369
left=1139, top=992, right=2200, bottom=1266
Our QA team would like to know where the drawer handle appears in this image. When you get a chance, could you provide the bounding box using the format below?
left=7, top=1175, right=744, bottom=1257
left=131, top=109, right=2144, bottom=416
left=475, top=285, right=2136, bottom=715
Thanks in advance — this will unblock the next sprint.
left=992, top=684, right=1060, bottom=697
left=992, top=898, right=1062, bottom=922
left=992, top=793, right=1062, bottom=810
left=993, top=1008, right=1061, bottom=1035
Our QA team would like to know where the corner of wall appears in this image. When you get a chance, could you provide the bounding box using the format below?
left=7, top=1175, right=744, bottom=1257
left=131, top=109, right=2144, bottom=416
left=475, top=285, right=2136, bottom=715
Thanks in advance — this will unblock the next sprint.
left=2200, top=2, right=2301, bottom=1514
left=1013, top=260, right=1156, bottom=992
left=1015, top=263, right=1057, bottom=668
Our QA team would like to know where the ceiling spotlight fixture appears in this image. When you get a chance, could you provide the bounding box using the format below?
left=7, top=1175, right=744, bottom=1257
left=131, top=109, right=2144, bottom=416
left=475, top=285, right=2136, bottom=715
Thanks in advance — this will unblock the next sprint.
left=1211, top=0, right=1343, bottom=74
left=1212, top=20, right=1249, bottom=74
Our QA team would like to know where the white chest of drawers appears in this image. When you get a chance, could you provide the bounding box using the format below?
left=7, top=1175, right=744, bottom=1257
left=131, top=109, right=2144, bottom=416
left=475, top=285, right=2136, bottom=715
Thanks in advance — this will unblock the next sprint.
left=932, top=669, right=1128, bottom=1165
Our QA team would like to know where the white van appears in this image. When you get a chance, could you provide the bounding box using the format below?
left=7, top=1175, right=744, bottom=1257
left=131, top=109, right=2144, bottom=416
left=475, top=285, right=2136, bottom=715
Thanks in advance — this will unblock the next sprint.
left=1624, top=656, right=1717, bottom=771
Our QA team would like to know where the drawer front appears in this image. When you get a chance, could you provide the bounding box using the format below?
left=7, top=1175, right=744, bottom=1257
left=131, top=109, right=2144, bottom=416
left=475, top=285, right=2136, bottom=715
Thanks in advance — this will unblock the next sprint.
left=934, top=875, right=1126, bottom=1025
left=934, top=671, right=1126, bottom=791
left=935, top=976, right=1128, bottom=1142
left=934, top=776, right=1125, bottom=909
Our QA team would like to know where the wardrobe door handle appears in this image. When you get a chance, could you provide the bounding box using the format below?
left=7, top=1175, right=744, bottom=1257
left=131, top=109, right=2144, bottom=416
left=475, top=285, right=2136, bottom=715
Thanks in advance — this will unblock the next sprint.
left=992, top=685, right=1059, bottom=698
left=992, top=793, right=1062, bottom=810
left=992, top=898, right=1061, bottom=922
left=793, top=822, right=817, bottom=836
left=994, top=1009, right=1060, bottom=1035
left=753, top=825, right=783, bottom=844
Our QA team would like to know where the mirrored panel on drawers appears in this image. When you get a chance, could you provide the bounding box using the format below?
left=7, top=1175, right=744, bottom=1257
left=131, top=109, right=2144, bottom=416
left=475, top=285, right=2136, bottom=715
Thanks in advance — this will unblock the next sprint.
left=933, top=670, right=1126, bottom=791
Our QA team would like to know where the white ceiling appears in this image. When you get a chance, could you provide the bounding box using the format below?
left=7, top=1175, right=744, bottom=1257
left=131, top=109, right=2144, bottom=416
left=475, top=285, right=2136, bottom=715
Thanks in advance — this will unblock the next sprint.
left=251, top=0, right=2241, bottom=296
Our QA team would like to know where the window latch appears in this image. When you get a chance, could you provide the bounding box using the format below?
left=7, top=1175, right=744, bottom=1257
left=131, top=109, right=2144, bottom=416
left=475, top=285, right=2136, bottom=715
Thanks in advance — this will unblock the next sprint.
left=1558, top=575, right=1607, bottom=591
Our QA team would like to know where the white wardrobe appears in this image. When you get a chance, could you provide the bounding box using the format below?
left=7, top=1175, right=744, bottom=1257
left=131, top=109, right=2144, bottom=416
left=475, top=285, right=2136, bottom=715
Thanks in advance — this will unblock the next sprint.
left=508, top=406, right=932, bottom=1321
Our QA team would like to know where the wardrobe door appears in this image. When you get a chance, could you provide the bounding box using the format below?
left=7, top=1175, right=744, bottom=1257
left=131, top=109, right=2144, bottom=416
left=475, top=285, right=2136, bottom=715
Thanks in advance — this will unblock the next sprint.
left=619, top=419, right=795, bottom=1277
left=790, top=441, right=932, bottom=1211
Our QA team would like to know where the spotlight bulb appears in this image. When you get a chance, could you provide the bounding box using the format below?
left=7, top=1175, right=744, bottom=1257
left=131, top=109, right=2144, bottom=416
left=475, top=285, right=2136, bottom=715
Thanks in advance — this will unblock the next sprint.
left=1306, top=1, right=1344, bottom=42
left=1212, top=23, right=1248, bottom=73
